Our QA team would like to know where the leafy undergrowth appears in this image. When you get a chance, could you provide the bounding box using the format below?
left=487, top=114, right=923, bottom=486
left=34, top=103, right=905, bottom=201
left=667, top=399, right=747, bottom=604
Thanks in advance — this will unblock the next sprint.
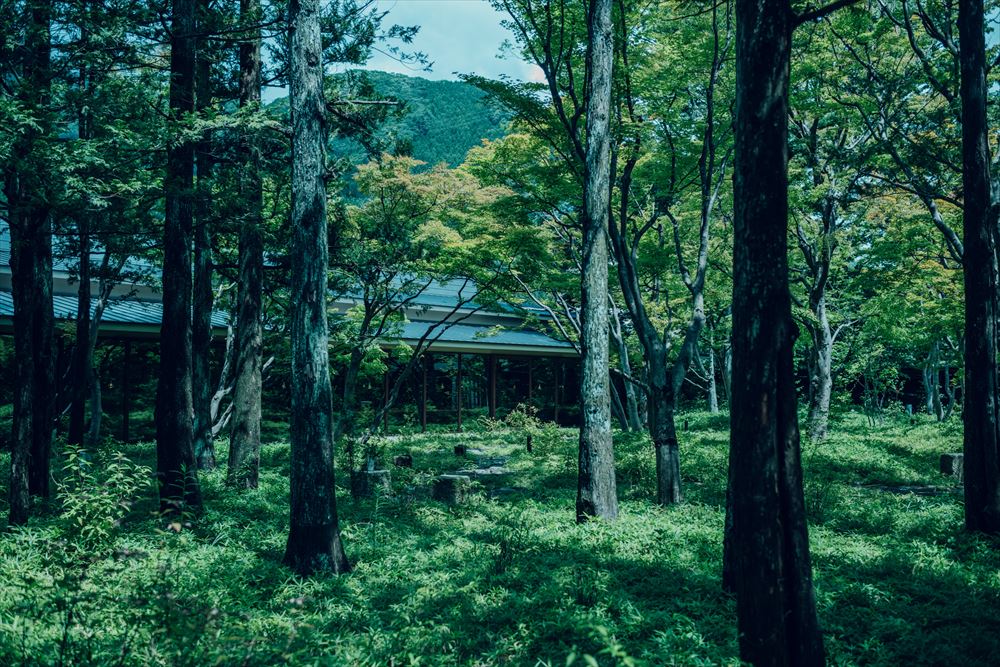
left=0, top=411, right=997, bottom=665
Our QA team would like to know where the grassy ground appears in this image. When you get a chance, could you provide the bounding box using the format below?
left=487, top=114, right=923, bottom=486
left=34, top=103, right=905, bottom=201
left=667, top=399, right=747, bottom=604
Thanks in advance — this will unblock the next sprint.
left=0, top=411, right=997, bottom=666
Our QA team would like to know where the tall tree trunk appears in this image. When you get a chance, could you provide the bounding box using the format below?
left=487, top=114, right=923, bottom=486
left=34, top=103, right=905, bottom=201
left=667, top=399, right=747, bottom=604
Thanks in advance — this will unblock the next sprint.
left=610, top=305, right=643, bottom=431
left=807, top=296, right=833, bottom=441
left=727, top=0, right=824, bottom=663
left=959, top=0, right=1000, bottom=534
left=7, top=0, right=56, bottom=525
left=83, top=254, right=123, bottom=447
left=69, top=219, right=92, bottom=446
left=576, top=0, right=618, bottom=523
left=192, top=0, right=216, bottom=470
left=228, top=0, right=265, bottom=488
left=922, top=357, right=937, bottom=415
left=706, top=331, right=720, bottom=413
left=283, top=0, right=350, bottom=575
left=648, top=347, right=681, bottom=504
left=156, top=0, right=203, bottom=513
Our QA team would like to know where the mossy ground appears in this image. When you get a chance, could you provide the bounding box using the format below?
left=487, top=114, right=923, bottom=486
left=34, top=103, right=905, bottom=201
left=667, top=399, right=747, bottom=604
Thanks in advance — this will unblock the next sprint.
left=0, top=411, right=997, bottom=665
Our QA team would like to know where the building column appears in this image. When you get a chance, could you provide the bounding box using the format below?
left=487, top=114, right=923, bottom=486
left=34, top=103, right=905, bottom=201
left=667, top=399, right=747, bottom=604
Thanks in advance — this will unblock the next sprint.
left=527, top=357, right=534, bottom=405
left=121, top=340, right=131, bottom=443
left=488, top=354, right=497, bottom=419
left=553, top=359, right=561, bottom=424
left=421, top=353, right=429, bottom=433
left=382, top=369, right=389, bottom=433
left=456, top=353, right=463, bottom=432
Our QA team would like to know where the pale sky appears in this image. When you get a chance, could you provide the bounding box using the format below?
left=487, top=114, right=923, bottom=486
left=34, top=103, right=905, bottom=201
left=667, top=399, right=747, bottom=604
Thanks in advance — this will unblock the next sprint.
left=355, top=0, right=543, bottom=82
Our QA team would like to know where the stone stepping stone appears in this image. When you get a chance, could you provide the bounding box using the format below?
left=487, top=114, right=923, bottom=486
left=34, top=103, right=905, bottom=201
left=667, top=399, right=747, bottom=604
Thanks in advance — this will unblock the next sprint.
left=432, top=474, right=471, bottom=505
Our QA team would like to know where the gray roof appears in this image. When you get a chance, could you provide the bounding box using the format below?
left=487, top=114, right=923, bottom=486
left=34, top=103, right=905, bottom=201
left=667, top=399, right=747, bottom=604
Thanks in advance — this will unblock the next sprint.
left=399, top=321, right=574, bottom=351
left=0, top=222, right=157, bottom=278
left=339, top=276, right=548, bottom=317
left=0, top=291, right=228, bottom=329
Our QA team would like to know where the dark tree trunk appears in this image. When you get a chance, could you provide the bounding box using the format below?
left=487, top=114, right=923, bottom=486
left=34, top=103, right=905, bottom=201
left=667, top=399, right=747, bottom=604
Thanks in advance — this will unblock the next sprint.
left=576, top=0, right=618, bottom=523
left=83, top=255, right=121, bottom=446
left=959, top=0, right=1000, bottom=534
left=228, top=0, right=265, bottom=488
left=192, top=0, right=216, bottom=470
left=156, top=0, right=203, bottom=513
left=283, top=0, right=350, bottom=575
left=648, top=348, right=681, bottom=504
left=727, top=0, right=824, bottom=664
left=69, top=219, right=92, bottom=446
left=7, top=0, right=56, bottom=525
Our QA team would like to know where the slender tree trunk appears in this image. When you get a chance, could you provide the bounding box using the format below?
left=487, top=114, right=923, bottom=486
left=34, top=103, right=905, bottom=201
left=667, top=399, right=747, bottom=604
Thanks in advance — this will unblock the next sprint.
left=649, top=348, right=681, bottom=504
left=86, top=360, right=102, bottom=445
left=576, top=0, right=618, bottom=523
left=283, top=0, right=350, bottom=575
left=610, top=304, right=643, bottom=431
left=69, top=220, right=92, bottom=446
left=959, top=0, right=1000, bottom=534
left=727, top=0, right=824, bottom=663
left=706, top=333, right=720, bottom=413
left=807, top=297, right=833, bottom=441
left=228, top=0, right=265, bottom=488
left=156, top=0, right=203, bottom=513
left=82, top=254, right=119, bottom=447
left=923, top=358, right=937, bottom=415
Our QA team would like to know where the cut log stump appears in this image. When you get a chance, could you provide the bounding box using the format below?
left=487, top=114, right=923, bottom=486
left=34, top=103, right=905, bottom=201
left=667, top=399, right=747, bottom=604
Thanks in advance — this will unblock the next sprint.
left=432, top=474, right=471, bottom=505
left=940, top=453, right=964, bottom=482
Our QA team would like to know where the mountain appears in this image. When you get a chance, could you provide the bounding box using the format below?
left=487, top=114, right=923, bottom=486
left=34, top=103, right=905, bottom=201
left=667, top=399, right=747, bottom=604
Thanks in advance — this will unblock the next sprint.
left=354, top=70, right=509, bottom=167
left=268, top=70, right=508, bottom=168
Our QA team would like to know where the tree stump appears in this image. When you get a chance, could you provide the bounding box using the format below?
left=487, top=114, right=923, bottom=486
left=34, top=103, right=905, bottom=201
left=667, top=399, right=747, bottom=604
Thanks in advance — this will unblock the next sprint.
left=940, top=453, right=964, bottom=482
left=432, top=474, right=471, bottom=505
left=454, top=445, right=467, bottom=456
left=393, top=454, right=413, bottom=468
left=354, top=469, right=392, bottom=498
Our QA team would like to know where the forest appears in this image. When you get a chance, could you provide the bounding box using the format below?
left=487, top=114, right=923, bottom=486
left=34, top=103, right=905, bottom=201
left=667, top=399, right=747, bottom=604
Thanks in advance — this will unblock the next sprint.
left=0, top=0, right=998, bottom=665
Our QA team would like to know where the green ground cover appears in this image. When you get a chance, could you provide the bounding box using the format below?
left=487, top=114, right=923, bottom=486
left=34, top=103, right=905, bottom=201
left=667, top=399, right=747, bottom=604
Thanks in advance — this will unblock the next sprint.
left=0, top=412, right=996, bottom=666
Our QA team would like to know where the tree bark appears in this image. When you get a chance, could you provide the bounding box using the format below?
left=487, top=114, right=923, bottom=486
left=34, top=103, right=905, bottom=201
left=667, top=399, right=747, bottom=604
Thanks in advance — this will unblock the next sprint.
left=192, top=0, right=216, bottom=471
left=7, top=0, right=56, bottom=525
left=959, top=0, right=1000, bottom=534
left=156, top=0, right=203, bottom=513
left=806, top=295, right=833, bottom=441
left=727, top=0, right=824, bottom=663
left=283, top=0, right=350, bottom=575
left=228, top=0, right=265, bottom=488
left=576, top=0, right=618, bottom=523
left=706, top=329, right=720, bottom=413
left=69, top=219, right=92, bottom=446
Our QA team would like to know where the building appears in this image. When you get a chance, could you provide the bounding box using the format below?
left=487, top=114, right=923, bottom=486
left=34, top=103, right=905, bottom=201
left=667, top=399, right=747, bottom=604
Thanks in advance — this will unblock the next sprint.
left=0, top=223, right=579, bottom=440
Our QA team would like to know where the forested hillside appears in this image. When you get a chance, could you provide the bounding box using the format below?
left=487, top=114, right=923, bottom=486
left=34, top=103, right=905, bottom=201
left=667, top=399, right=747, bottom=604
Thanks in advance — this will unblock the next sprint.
left=270, top=70, right=509, bottom=167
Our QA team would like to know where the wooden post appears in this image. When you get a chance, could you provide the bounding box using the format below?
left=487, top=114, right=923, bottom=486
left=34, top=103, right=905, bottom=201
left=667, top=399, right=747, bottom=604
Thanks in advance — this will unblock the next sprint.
left=553, top=359, right=561, bottom=423
left=456, top=353, right=463, bottom=432
left=382, top=369, right=389, bottom=433
left=121, top=340, right=131, bottom=443
left=488, top=354, right=497, bottom=419
left=527, top=357, right=534, bottom=405
left=421, top=354, right=429, bottom=433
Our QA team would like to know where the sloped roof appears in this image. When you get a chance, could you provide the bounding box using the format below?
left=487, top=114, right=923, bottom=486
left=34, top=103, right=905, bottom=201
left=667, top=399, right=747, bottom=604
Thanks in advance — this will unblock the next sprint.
left=338, top=276, right=549, bottom=317
left=396, top=321, right=576, bottom=357
left=0, top=291, right=228, bottom=329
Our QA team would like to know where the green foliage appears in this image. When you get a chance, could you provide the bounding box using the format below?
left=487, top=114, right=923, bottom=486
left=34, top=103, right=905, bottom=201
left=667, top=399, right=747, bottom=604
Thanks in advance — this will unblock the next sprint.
left=55, top=445, right=152, bottom=555
left=0, top=415, right=996, bottom=665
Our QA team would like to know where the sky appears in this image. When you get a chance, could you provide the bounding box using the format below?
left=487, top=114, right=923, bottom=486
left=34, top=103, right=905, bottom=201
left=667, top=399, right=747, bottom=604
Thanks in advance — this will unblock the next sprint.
left=353, top=0, right=543, bottom=82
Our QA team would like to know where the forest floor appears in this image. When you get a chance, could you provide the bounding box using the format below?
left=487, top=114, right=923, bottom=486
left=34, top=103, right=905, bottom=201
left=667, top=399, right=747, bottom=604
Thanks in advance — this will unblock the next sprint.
left=0, top=411, right=998, bottom=666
